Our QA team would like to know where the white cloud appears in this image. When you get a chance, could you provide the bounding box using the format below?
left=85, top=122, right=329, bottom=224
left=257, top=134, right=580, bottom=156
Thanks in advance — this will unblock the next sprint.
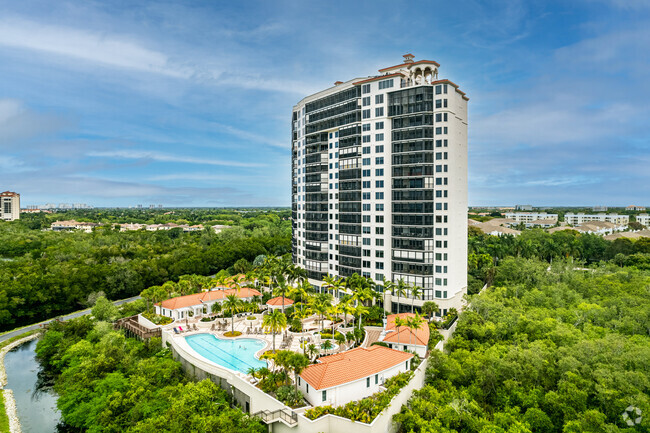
left=0, top=17, right=192, bottom=78
left=86, top=149, right=265, bottom=168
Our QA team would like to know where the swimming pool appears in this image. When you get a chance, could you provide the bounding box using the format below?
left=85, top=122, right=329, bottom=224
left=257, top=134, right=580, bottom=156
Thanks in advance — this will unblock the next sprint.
left=185, top=334, right=267, bottom=374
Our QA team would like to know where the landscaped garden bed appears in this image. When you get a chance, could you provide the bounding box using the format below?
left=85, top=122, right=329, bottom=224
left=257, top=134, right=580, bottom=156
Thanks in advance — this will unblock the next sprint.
left=223, top=331, right=242, bottom=337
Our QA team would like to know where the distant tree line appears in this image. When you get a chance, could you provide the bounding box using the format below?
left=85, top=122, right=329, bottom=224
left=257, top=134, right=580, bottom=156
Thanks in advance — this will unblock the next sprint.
left=0, top=210, right=291, bottom=331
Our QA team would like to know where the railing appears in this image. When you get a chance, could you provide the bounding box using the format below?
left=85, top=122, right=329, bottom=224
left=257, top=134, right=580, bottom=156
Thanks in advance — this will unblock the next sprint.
left=253, top=408, right=298, bottom=426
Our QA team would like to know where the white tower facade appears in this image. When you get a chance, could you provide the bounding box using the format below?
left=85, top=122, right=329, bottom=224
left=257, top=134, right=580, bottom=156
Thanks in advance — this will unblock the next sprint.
left=291, top=55, right=468, bottom=315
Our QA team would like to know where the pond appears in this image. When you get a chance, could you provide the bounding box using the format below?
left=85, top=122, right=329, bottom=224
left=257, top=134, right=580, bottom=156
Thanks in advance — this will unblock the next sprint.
left=4, top=339, right=60, bottom=433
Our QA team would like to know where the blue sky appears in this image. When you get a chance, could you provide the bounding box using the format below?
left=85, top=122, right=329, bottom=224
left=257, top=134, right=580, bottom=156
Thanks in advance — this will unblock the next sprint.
left=0, top=0, right=648, bottom=207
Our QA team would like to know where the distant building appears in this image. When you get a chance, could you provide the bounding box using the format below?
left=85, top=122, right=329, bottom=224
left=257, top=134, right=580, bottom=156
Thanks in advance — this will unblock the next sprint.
left=1, top=191, right=20, bottom=221
left=212, top=225, right=231, bottom=233
left=636, top=214, right=650, bottom=228
left=51, top=220, right=101, bottom=233
left=504, top=212, right=558, bottom=223
left=525, top=218, right=558, bottom=228
left=515, top=204, right=533, bottom=211
left=626, top=205, right=646, bottom=211
left=564, top=213, right=629, bottom=226
left=592, top=205, right=608, bottom=212
left=155, top=287, right=261, bottom=321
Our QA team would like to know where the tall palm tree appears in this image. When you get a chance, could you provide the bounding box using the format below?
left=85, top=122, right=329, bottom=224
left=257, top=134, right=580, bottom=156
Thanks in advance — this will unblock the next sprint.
left=292, top=307, right=311, bottom=333
left=223, top=294, right=243, bottom=334
left=309, top=293, right=332, bottom=332
left=408, top=312, right=424, bottom=348
left=273, top=279, right=290, bottom=314
left=355, top=305, right=369, bottom=330
left=334, top=332, right=346, bottom=352
left=394, top=316, right=406, bottom=347
left=289, top=352, right=310, bottom=393
left=263, top=310, right=287, bottom=352
left=340, top=299, right=356, bottom=327
left=394, top=279, right=408, bottom=314
left=409, top=283, right=423, bottom=313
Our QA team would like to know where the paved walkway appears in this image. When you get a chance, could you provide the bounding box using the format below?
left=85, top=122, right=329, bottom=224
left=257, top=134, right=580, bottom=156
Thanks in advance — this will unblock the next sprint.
left=0, top=295, right=142, bottom=343
left=362, top=329, right=382, bottom=347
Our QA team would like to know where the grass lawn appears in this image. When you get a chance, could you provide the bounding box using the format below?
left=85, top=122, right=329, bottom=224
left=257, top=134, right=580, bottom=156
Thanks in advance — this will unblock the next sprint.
left=0, top=392, right=10, bottom=432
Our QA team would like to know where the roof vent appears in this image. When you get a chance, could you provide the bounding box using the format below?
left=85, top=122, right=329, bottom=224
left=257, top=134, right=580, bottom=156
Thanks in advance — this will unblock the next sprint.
left=334, top=81, right=343, bottom=85
left=403, top=53, right=415, bottom=63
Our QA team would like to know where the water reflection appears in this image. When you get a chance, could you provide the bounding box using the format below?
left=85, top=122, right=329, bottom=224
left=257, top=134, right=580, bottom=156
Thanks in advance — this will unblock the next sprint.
left=4, top=339, right=60, bottom=433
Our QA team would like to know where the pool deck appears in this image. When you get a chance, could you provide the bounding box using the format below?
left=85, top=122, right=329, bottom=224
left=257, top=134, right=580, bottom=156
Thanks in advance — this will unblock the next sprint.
left=163, top=313, right=345, bottom=372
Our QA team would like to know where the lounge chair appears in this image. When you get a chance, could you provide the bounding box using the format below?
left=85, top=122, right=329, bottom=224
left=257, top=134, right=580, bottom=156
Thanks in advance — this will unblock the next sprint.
left=178, top=326, right=184, bottom=332
left=173, top=327, right=180, bottom=334
left=193, top=324, right=198, bottom=331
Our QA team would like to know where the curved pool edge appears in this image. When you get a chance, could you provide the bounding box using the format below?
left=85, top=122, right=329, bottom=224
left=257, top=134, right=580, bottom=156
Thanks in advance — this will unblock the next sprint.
left=182, top=333, right=270, bottom=375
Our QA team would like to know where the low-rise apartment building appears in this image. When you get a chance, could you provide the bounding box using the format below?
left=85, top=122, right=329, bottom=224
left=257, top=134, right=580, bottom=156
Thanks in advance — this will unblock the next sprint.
left=564, top=213, right=629, bottom=226
left=504, top=212, right=558, bottom=223
left=636, top=214, right=650, bottom=228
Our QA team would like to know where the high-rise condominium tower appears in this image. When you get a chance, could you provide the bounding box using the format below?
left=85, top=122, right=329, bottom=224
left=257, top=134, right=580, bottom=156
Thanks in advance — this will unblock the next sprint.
left=1, top=191, right=20, bottom=221
left=291, top=55, right=468, bottom=315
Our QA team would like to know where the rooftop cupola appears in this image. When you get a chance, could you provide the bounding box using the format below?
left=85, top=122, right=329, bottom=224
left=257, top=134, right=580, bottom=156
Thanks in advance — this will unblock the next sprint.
left=403, top=53, right=415, bottom=63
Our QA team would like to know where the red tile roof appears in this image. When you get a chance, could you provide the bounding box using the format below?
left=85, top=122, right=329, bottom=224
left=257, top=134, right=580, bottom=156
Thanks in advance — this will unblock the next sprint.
left=0, top=191, right=19, bottom=197
left=299, top=346, right=413, bottom=390
left=158, top=287, right=261, bottom=310
left=266, top=296, right=294, bottom=306
left=383, top=313, right=429, bottom=346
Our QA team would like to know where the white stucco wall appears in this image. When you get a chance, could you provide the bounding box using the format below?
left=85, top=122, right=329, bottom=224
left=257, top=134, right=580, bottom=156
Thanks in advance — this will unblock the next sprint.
left=299, top=359, right=410, bottom=407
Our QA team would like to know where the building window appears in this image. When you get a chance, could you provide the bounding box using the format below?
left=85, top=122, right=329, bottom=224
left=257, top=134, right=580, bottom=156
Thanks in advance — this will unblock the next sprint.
left=375, top=227, right=384, bottom=234
left=362, top=96, right=371, bottom=106
left=375, top=94, right=384, bottom=104
left=375, top=121, right=384, bottom=130
left=362, top=109, right=371, bottom=119
left=375, top=250, right=384, bottom=257
left=362, top=84, right=371, bottom=94
left=375, top=374, right=378, bottom=384
left=375, top=169, right=384, bottom=176
left=376, top=239, right=384, bottom=246
left=363, top=146, right=371, bottom=154
left=363, top=158, right=371, bottom=166
left=375, top=145, right=384, bottom=153
left=375, top=157, right=384, bottom=165
left=322, top=390, right=327, bottom=401
left=363, top=135, right=371, bottom=143
left=367, top=377, right=370, bottom=387
left=362, top=169, right=371, bottom=177
left=375, top=192, right=384, bottom=200
left=375, top=180, right=384, bottom=188
left=306, top=384, right=309, bottom=393
left=362, top=123, right=371, bottom=131
left=376, top=204, right=384, bottom=211
left=376, top=262, right=384, bottom=269
left=378, top=79, right=393, bottom=90
left=375, top=107, right=384, bottom=117
left=375, top=133, right=384, bottom=141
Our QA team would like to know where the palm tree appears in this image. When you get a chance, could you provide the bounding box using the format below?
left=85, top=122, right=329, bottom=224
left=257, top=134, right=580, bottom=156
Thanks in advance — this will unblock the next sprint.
left=306, top=343, right=319, bottom=361
left=292, top=307, right=311, bottom=333
left=328, top=304, right=341, bottom=334
left=340, top=300, right=356, bottom=328
left=394, top=279, right=408, bottom=314
left=247, top=366, right=259, bottom=379
left=289, top=352, right=310, bottom=393
left=274, top=350, right=293, bottom=385
left=263, top=310, right=287, bottom=352
left=272, top=278, right=291, bottom=314
left=355, top=305, right=369, bottom=330
left=408, top=312, right=424, bottom=348
left=211, top=302, right=222, bottom=317
left=334, top=332, right=346, bottom=352
left=393, top=316, right=406, bottom=348
left=223, top=294, right=243, bottom=334
left=421, top=301, right=439, bottom=320
left=409, top=283, right=423, bottom=313
left=321, top=339, right=333, bottom=353
left=309, top=293, right=332, bottom=332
